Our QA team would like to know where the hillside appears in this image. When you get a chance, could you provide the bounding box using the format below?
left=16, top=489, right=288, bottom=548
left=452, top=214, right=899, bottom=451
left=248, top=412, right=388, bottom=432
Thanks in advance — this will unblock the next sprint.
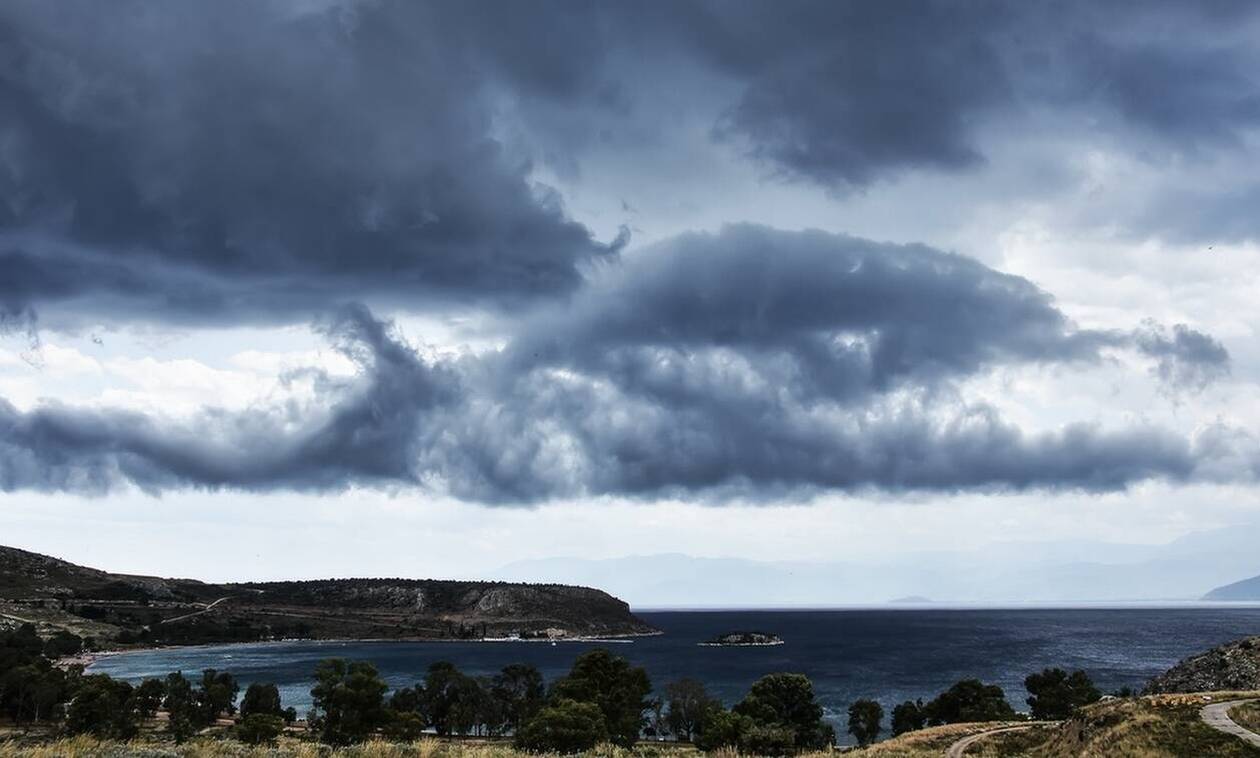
left=1205, top=573, right=1260, bottom=601
left=1145, top=636, right=1260, bottom=693
left=0, top=545, right=657, bottom=647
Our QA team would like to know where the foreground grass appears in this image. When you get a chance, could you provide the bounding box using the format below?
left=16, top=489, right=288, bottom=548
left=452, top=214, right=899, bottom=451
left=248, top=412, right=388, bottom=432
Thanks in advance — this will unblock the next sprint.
left=1233, top=701, right=1260, bottom=735
left=7, top=694, right=1260, bottom=758
left=1029, top=692, right=1260, bottom=758
left=850, top=721, right=1037, bottom=758
left=0, top=736, right=706, bottom=758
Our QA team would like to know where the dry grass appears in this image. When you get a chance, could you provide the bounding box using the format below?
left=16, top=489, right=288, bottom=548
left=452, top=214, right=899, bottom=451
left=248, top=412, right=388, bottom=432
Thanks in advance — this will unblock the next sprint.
left=1028, top=692, right=1260, bottom=758
left=966, top=726, right=1056, bottom=757
left=833, top=721, right=1028, bottom=757
left=1231, top=701, right=1260, bottom=735
left=7, top=695, right=1260, bottom=758
left=0, top=737, right=706, bottom=758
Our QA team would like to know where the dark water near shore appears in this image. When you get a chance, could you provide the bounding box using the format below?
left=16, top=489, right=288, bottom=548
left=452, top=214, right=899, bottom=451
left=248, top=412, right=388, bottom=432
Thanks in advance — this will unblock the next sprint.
left=89, top=607, right=1260, bottom=745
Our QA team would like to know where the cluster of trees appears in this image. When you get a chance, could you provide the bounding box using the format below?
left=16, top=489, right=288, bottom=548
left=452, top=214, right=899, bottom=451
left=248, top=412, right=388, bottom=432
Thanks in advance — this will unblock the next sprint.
left=300, top=649, right=835, bottom=754
left=845, top=668, right=1104, bottom=746
left=0, top=623, right=296, bottom=744
left=1, top=624, right=82, bottom=725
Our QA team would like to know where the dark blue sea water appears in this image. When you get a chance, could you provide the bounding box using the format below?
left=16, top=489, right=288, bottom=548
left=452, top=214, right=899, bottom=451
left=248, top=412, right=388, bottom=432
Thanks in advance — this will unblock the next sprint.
left=88, top=607, right=1260, bottom=745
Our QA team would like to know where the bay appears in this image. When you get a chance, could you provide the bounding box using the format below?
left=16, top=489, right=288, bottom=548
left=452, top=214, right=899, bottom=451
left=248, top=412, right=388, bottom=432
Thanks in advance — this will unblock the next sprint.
left=88, top=606, right=1260, bottom=745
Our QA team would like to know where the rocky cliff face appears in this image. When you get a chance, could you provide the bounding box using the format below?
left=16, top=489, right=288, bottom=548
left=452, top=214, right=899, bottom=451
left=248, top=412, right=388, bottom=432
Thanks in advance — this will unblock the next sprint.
left=1145, top=636, right=1260, bottom=693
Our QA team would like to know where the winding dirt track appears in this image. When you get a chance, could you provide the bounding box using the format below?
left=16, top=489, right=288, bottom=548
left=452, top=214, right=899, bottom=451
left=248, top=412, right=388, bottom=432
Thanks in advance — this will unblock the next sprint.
left=159, top=596, right=231, bottom=625
left=943, top=722, right=1055, bottom=758
left=1200, top=699, right=1260, bottom=748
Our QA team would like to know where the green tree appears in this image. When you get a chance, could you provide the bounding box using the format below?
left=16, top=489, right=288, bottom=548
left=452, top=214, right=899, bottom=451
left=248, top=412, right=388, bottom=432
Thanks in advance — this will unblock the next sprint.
left=891, top=699, right=927, bottom=736
left=389, top=685, right=421, bottom=714
left=693, top=704, right=754, bottom=752
left=42, top=631, right=83, bottom=659
left=197, top=669, right=239, bottom=724
left=491, top=662, right=545, bottom=733
left=734, top=672, right=835, bottom=750
left=237, top=713, right=286, bottom=745
left=549, top=648, right=652, bottom=747
left=665, top=677, right=717, bottom=742
left=0, top=624, right=72, bottom=724
left=1024, top=668, right=1101, bottom=720
left=240, top=682, right=284, bottom=718
left=133, top=678, right=166, bottom=719
left=515, top=698, right=608, bottom=754
left=163, top=672, right=199, bottom=743
left=422, top=661, right=484, bottom=736
left=924, top=679, right=1016, bottom=725
left=847, top=698, right=883, bottom=746
left=309, top=658, right=389, bottom=745
left=65, top=674, right=139, bottom=738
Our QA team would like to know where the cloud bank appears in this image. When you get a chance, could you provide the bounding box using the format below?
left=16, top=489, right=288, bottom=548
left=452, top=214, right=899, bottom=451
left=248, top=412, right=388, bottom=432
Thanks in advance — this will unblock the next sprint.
left=0, top=228, right=1239, bottom=501
left=0, top=1, right=1252, bottom=503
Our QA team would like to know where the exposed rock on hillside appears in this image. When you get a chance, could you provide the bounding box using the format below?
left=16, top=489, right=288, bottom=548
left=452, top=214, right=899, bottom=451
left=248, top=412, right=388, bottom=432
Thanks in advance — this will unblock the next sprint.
left=1145, top=636, right=1260, bottom=693
left=699, top=631, right=784, bottom=646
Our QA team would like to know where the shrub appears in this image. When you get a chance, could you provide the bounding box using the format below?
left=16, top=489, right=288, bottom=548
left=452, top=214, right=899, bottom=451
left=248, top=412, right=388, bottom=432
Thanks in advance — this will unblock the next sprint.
left=516, top=698, right=609, bottom=754
left=383, top=710, right=427, bottom=740
left=237, top=713, right=286, bottom=745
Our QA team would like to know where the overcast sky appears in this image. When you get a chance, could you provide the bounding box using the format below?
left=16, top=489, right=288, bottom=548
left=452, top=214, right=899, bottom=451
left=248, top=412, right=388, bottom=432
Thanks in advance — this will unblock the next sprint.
left=3, top=0, right=1260, bottom=594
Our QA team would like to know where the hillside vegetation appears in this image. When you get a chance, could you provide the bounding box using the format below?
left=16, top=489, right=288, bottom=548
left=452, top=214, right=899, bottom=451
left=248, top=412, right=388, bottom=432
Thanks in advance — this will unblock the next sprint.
left=0, top=545, right=657, bottom=646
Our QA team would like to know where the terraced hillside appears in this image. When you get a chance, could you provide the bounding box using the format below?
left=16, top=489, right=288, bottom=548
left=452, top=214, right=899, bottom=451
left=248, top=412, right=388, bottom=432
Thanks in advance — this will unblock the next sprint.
left=0, top=545, right=657, bottom=647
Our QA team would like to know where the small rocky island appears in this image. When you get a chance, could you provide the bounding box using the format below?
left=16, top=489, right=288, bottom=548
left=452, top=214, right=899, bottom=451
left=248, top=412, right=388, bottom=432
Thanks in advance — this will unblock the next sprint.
left=699, top=631, right=784, bottom=647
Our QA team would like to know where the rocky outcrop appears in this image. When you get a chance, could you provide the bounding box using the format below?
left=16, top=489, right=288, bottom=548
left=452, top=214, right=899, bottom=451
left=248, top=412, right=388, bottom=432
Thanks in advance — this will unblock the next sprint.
left=1145, top=636, right=1260, bottom=693
left=699, top=631, right=784, bottom=646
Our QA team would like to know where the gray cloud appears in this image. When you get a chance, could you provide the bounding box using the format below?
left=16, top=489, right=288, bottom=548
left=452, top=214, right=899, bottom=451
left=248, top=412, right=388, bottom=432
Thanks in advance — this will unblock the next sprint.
left=0, top=304, right=457, bottom=493
left=3, top=0, right=1259, bottom=333
left=685, top=1, right=1260, bottom=188
left=0, top=0, right=620, bottom=328
left=0, top=228, right=1236, bottom=501
left=508, top=225, right=1226, bottom=401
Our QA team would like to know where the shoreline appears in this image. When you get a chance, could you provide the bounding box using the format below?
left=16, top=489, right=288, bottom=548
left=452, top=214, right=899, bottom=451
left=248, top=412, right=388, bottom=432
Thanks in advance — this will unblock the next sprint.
left=76, top=629, right=664, bottom=669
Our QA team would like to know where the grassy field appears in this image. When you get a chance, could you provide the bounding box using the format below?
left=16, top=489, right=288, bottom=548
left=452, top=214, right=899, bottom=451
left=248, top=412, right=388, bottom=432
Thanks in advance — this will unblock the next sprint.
left=1027, top=692, right=1260, bottom=758
left=854, top=721, right=1032, bottom=757
left=1232, top=701, right=1260, bottom=735
left=0, top=736, right=700, bottom=758
left=5, top=693, right=1260, bottom=757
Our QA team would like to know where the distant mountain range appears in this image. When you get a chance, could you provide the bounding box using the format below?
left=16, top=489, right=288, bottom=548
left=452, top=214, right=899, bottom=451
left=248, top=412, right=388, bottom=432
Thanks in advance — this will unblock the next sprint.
left=0, top=544, right=656, bottom=647
left=1203, top=574, right=1260, bottom=601
left=492, top=525, right=1260, bottom=607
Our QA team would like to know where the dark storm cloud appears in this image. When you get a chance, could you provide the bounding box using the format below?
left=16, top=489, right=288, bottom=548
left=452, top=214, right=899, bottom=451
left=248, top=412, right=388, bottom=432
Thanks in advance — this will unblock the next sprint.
left=507, top=226, right=1226, bottom=400
left=2, top=0, right=1258, bottom=326
left=0, top=2, right=1247, bottom=501
left=0, top=229, right=1237, bottom=501
left=0, top=0, right=620, bottom=327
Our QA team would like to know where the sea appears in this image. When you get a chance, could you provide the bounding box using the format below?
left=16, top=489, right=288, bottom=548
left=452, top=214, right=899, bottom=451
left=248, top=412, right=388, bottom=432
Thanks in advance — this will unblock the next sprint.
left=87, top=606, right=1260, bottom=745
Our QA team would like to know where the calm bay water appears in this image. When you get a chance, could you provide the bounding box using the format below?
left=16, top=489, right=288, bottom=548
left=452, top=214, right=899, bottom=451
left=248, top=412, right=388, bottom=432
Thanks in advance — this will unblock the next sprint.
left=88, top=607, right=1260, bottom=745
